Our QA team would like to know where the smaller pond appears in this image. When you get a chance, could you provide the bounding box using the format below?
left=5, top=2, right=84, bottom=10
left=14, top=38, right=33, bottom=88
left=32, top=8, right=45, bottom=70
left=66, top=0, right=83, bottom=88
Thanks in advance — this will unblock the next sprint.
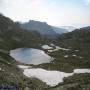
left=10, top=48, right=53, bottom=65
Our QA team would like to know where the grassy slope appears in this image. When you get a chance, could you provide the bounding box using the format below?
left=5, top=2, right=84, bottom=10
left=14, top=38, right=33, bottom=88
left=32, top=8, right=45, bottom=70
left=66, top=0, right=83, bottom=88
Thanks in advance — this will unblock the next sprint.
left=47, top=27, right=90, bottom=90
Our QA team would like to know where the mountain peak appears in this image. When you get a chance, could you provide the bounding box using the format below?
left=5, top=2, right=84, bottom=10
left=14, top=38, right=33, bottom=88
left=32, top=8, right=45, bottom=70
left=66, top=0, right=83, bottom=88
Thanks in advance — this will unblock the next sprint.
left=19, top=20, right=58, bottom=38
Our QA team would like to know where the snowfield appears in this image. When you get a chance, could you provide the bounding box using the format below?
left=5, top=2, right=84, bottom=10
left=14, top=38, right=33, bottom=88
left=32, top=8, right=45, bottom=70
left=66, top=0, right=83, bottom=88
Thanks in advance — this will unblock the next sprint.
left=22, top=67, right=90, bottom=86
left=41, top=44, right=70, bottom=52
left=47, top=46, right=70, bottom=53
left=18, top=65, right=30, bottom=69
left=74, top=69, right=90, bottom=73
left=64, top=55, right=69, bottom=58
left=23, top=68, right=73, bottom=86
left=50, top=43, right=55, bottom=47
left=72, top=54, right=77, bottom=57
left=41, top=45, right=53, bottom=49
left=55, top=46, right=70, bottom=51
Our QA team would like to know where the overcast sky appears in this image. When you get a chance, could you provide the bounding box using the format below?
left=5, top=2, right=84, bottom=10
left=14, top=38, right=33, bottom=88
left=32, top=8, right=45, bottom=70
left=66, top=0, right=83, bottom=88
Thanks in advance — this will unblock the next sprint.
left=0, top=0, right=90, bottom=27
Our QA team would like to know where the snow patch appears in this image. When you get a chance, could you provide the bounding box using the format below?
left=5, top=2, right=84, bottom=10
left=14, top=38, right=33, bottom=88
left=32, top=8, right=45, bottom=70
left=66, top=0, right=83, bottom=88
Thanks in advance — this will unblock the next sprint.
left=74, top=69, right=90, bottom=74
left=50, top=43, right=55, bottom=47
left=79, top=56, right=83, bottom=59
left=72, top=55, right=77, bottom=57
left=23, top=68, right=90, bottom=87
left=48, top=46, right=70, bottom=53
left=75, top=50, right=79, bottom=52
left=64, top=55, right=68, bottom=58
left=18, top=65, right=30, bottom=69
left=41, top=45, right=53, bottom=49
left=56, top=46, right=70, bottom=51
left=23, top=68, right=73, bottom=86
left=41, top=44, right=70, bottom=53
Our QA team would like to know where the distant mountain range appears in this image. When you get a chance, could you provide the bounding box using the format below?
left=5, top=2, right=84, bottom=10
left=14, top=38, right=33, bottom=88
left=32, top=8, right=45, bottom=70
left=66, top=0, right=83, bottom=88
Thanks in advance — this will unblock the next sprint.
left=59, top=26, right=76, bottom=32
left=52, top=26, right=68, bottom=34
left=19, top=20, right=69, bottom=38
left=19, top=20, right=57, bottom=37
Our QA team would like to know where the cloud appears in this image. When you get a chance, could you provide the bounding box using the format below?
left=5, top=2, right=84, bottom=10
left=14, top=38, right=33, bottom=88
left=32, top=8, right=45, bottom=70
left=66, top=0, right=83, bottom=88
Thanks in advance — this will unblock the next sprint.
left=0, top=0, right=89, bottom=27
left=0, top=0, right=51, bottom=22
left=84, top=0, right=90, bottom=5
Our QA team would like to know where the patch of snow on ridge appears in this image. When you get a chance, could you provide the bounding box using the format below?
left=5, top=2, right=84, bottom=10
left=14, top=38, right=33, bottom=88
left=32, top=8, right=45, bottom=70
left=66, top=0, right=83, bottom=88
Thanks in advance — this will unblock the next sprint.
left=75, top=50, right=79, bottom=52
left=74, top=69, right=90, bottom=73
left=41, top=44, right=70, bottom=52
left=41, top=45, right=53, bottom=49
left=72, top=55, right=77, bottom=57
left=18, top=65, right=30, bottom=69
left=23, top=68, right=90, bottom=87
left=23, top=68, right=73, bottom=86
left=64, top=55, right=68, bottom=58
left=48, top=46, right=70, bottom=53
left=79, top=56, right=83, bottom=59
left=55, top=46, right=70, bottom=51
left=50, top=43, right=55, bottom=47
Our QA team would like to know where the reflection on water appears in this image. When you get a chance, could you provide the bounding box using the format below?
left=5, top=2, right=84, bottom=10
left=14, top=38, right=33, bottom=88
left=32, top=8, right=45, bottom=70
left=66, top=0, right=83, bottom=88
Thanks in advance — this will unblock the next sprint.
left=10, top=48, right=53, bottom=65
